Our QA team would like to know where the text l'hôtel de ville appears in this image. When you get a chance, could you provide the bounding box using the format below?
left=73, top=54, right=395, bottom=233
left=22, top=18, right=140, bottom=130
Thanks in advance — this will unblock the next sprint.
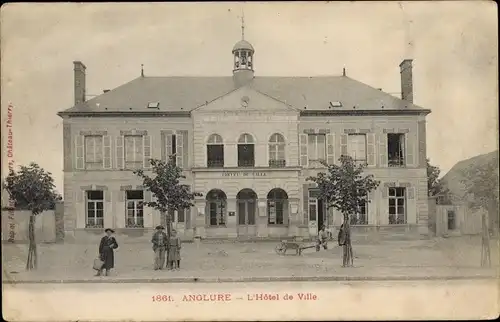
left=152, top=292, right=318, bottom=302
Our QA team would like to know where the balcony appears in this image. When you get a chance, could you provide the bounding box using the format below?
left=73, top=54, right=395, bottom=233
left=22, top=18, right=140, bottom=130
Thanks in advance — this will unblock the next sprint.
left=126, top=217, right=144, bottom=228
left=207, top=159, right=224, bottom=168
left=388, top=156, right=405, bottom=167
left=269, top=159, right=286, bottom=168
left=237, top=159, right=255, bottom=168
left=86, top=218, right=104, bottom=229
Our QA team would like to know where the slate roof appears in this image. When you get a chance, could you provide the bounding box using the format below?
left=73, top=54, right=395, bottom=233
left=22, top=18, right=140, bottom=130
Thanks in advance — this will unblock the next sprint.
left=59, top=75, right=428, bottom=115
left=441, top=150, right=499, bottom=203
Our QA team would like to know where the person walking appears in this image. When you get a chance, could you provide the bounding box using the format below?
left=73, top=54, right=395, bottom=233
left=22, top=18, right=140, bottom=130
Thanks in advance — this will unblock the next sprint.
left=96, top=228, right=118, bottom=276
left=152, top=225, right=168, bottom=270
left=167, top=230, right=182, bottom=270
left=316, top=225, right=329, bottom=251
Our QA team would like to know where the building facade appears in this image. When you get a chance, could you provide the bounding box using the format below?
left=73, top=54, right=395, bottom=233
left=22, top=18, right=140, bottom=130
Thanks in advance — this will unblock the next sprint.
left=58, top=37, right=431, bottom=241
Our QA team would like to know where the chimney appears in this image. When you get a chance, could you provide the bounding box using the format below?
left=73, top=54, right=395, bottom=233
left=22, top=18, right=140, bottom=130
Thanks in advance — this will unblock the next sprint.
left=73, top=61, right=86, bottom=106
left=399, top=59, right=413, bottom=103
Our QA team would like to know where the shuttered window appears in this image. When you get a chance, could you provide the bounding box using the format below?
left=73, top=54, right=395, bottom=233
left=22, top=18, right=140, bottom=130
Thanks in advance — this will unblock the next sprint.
left=347, top=134, right=367, bottom=164
left=124, top=135, right=143, bottom=169
left=84, top=136, right=104, bottom=169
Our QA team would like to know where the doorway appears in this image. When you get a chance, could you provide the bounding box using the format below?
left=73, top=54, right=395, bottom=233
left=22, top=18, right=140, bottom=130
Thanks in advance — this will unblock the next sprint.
left=317, top=199, right=325, bottom=233
left=447, top=210, right=456, bottom=231
left=237, top=189, right=257, bottom=237
left=309, top=189, right=328, bottom=235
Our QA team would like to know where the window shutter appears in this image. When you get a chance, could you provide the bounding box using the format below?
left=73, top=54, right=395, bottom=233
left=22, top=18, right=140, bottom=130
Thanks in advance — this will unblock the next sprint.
left=340, top=134, right=348, bottom=157
left=281, top=200, right=289, bottom=226
left=75, top=135, right=85, bottom=170
left=76, top=190, right=84, bottom=203
left=143, top=135, right=152, bottom=169
left=182, top=130, right=189, bottom=168
left=379, top=134, right=388, bottom=167
left=103, top=135, right=112, bottom=169
left=166, top=132, right=173, bottom=162
left=176, top=131, right=184, bottom=168
left=367, top=190, right=375, bottom=225
left=405, top=133, right=415, bottom=167
left=406, top=186, right=416, bottom=224
left=367, top=133, right=376, bottom=167
left=382, top=187, right=388, bottom=198
left=326, top=133, right=335, bottom=165
left=407, top=186, right=415, bottom=200
left=185, top=207, right=191, bottom=229
left=116, top=136, right=124, bottom=169
left=299, top=134, right=308, bottom=167
left=105, top=190, right=111, bottom=202
left=302, top=184, right=309, bottom=224
left=144, top=190, right=152, bottom=202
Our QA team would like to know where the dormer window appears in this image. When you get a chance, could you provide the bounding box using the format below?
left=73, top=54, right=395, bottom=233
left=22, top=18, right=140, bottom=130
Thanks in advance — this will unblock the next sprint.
left=329, top=101, right=342, bottom=108
left=147, top=102, right=159, bottom=109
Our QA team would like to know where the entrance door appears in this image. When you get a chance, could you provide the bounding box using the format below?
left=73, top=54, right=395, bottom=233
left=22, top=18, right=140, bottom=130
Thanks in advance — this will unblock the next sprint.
left=236, top=189, right=257, bottom=237
left=309, top=189, right=328, bottom=236
left=447, top=210, right=456, bottom=231
left=317, top=199, right=325, bottom=233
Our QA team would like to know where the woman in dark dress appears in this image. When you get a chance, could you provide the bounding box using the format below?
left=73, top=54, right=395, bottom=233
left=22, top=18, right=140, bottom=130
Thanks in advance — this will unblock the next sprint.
left=96, top=228, right=119, bottom=276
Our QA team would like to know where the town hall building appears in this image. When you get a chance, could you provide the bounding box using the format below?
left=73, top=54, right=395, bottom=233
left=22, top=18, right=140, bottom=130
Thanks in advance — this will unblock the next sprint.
left=58, top=31, right=431, bottom=241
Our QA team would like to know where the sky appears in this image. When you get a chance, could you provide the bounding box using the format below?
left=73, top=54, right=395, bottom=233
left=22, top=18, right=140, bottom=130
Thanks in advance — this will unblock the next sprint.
left=1, top=2, right=498, bottom=194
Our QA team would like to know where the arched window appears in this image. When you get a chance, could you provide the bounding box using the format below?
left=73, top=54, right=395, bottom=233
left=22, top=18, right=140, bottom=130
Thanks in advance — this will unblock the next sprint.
left=237, top=133, right=255, bottom=167
left=205, top=189, right=227, bottom=226
left=267, top=189, right=289, bottom=225
left=207, top=134, right=224, bottom=168
left=268, top=133, right=286, bottom=167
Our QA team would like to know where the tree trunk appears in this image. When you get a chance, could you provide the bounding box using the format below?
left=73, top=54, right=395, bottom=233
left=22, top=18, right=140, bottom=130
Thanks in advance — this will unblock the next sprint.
left=481, top=211, right=491, bottom=267
left=165, top=210, right=172, bottom=269
left=26, top=213, right=37, bottom=271
left=342, top=214, right=353, bottom=267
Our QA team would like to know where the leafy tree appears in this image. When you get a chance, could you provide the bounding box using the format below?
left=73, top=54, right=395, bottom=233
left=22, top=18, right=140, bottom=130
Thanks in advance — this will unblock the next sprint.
left=460, top=156, right=499, bottom=266
left=5, top=163, right=59, bottom=270
left=134, top=157, right=202, bottom=267
left=307, top=156, right=380, bottom=267
left=427, top=158, right=448, bottom=197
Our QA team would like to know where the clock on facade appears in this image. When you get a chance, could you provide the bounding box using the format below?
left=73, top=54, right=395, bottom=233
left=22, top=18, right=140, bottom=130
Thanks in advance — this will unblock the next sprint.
left=241, top=96, right=250, bottom=108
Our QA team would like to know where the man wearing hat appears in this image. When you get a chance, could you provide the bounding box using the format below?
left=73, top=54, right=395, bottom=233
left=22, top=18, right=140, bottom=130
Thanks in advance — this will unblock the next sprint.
left=96, top=228, right=118, bottom=276
left=151, top=225, right=168, bottom=270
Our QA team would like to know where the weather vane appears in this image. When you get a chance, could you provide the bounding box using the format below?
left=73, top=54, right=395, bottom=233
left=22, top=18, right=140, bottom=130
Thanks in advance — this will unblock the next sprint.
left=241, top=9, right=245, bottom=40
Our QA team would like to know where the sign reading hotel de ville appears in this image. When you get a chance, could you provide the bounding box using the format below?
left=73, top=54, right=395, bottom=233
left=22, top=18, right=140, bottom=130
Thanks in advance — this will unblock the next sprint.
left=221, top=171, right=267, bottom=177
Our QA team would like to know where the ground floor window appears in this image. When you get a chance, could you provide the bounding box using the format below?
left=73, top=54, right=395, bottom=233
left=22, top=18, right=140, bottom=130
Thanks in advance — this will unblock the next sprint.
left=168, top=208, right=186, bottom=224
left=86, top=190, right=104, bottom=228
left=126, top=190, right=144, bottom=227
left=389, top=187, right=406, bottom=224
left=350, top=191, right=368, bottom=225
left=206, top=189, right=227, bottom=226
left=267, top=188, right=288, bottom=225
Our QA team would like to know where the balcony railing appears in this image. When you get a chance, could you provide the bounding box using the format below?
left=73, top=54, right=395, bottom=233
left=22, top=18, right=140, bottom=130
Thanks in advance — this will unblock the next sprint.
left=388, top=157, right=405, bottom=167
left=86, top=218, right=104, bottom=228
left=126, top=217, right=144, bottom=228
left=207, top=159, right=224, bottom=168
left=238, top=159, right=255, bottom=167
left=269, top=159, right=286, bottom=168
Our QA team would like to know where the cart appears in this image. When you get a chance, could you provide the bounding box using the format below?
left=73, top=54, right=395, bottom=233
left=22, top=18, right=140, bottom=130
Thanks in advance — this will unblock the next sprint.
left=275, top=240, right=317, bottom=256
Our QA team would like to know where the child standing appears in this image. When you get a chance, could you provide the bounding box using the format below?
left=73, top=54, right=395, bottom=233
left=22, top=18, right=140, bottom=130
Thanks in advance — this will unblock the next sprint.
left=167, top=230, right=182, bottom=270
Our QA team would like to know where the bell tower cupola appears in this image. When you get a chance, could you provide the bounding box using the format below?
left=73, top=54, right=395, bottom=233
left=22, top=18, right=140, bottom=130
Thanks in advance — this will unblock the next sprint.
left=232, top=13, right=254, bottom=86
